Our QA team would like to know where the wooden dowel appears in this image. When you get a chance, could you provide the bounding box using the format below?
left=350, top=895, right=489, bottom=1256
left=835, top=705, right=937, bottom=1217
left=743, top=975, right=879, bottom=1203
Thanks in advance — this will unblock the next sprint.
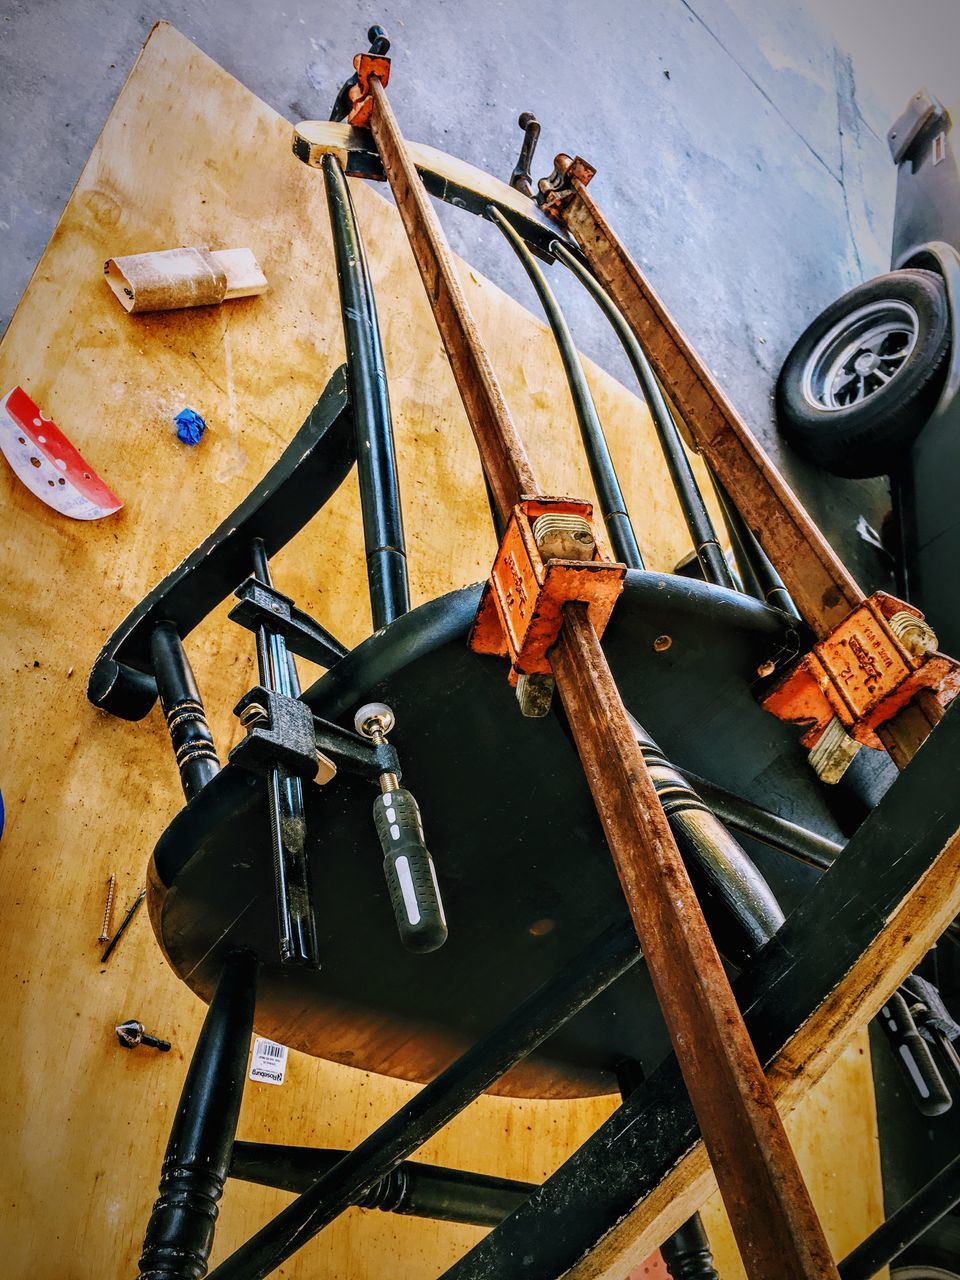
left=366, top=73, right=840, bottom=1279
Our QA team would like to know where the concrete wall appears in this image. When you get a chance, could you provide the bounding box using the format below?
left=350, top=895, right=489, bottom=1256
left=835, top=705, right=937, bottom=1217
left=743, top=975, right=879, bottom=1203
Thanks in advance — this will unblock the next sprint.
left=0, top=0, right=903, bottom=572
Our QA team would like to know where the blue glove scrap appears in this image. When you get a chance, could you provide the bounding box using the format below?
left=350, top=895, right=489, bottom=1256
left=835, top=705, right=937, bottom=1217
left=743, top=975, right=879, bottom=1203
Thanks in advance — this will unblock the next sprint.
left=174, top=407, right=206, bottom=446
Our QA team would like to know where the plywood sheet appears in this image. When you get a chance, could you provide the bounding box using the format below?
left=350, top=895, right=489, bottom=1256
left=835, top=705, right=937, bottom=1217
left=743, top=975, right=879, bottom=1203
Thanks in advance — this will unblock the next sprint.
left=0, top=22, right=883, bottom=1277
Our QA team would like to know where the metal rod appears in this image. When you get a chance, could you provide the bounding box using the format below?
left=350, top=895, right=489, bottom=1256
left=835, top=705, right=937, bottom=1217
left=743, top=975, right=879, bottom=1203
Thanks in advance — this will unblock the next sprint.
left=838, top=1154, right=960, bottom=1280
left=99, top=888, right=145, bottom=964
left=491, top=208, right=642, bottom=569
left=509, top=112, right=541, bottom=197
left=551, top=240, right=734, bottom=589
left=322, top=152, right=410, bottom=630
left=251, top=541, right=319, bottom=969
left=230, top=1142, right=536, bottom=1228
left=206, top=921, right=640, bottom=1279
left=680, top=771, right=841, bottom=873
left=150, top=621, right=220, bottom=801
left=713, top=479, right=799, bottom=617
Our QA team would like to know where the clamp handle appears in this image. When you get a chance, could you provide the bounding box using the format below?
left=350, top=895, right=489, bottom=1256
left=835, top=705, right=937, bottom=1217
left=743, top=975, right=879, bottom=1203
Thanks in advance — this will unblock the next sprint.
left=373, top=787, right=447, bottom=953
left=879, top=991, right=952, bottom=1117
left=510, top=112, right=541, bottom=197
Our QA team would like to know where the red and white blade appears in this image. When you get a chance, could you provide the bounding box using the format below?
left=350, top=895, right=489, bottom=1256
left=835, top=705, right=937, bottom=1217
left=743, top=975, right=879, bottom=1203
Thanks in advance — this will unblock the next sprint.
left=1, top=386, right=122, bottom=520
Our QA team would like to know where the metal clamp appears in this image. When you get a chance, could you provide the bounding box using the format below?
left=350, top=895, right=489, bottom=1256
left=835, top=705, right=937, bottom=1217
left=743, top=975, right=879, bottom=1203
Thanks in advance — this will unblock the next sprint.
left=536, top=153, right=596, bottom=219
left=469, top=497, right=625, bottom=715
left=332, top=27, right=392, bottom=128
left=230, top=687, right=321, bottom=780
left=229, top=579, right=346, bottom=670
left=761, top=591, right=960, bottom=778
left=312, top=714, right=400, bottom=782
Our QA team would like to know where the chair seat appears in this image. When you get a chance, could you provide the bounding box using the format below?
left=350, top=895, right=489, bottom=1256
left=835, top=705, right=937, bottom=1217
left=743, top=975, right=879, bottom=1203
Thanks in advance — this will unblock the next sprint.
left=150, top=571, right=859, bottom=1098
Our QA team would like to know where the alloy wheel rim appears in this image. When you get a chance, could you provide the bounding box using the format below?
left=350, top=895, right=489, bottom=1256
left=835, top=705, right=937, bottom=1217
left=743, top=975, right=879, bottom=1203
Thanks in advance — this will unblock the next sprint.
left=801, top=299, right=920, bottom=411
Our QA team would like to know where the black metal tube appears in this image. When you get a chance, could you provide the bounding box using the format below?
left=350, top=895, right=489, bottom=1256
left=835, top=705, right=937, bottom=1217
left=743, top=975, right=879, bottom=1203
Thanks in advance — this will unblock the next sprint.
left=491, top=208, right=643, bottom=569
left=251, top=543, right=319, bottom=970
left=230, top=1142, right=536, bottom=1228
left=138, top=950, right=258, bottom=1278
left=322, top=154, right=409, bottom=630
left=552, top=241, right=735, bottom=589
left=838, top=1154, right=960, bottom=1280
left=150, top=621, right=220, bottom=802
left=713, top=480, right=799, bottom=617
left=679, top=771, right=841, bottom=873
left=250, top=539, right=302, bottom=696
left=509, top=112, right=541, bottom=197
left=206, top=921, right=640, bottom=1279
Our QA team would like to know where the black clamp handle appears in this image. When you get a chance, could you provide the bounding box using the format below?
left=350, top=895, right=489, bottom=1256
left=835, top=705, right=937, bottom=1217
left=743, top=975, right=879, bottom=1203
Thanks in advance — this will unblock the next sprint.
left=373, top=786, right=447, bottom=953
left=355, top=701, right=448, bottom=954
left=879, top=991, right=952, bottom=1116
left=510, top=112, right=541, bottom=197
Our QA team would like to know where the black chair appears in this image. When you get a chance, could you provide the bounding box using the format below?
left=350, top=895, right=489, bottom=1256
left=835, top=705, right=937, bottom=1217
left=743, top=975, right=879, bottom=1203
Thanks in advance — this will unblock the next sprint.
left=89, top=105, right=897, bottom=1280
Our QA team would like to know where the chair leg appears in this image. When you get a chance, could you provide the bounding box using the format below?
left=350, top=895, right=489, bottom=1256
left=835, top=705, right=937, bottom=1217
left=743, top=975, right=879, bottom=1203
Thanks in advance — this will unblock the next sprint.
left=138, top=949, right=258, bottom=1280
left=661, top=1213, right=720, bottom=1280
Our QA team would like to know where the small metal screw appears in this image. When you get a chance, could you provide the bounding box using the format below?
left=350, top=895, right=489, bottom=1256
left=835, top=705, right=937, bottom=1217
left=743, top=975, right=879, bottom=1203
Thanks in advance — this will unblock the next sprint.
left=97, top=873, right=117, bottom=944
left=115, top=1019, right=171, bottom=1052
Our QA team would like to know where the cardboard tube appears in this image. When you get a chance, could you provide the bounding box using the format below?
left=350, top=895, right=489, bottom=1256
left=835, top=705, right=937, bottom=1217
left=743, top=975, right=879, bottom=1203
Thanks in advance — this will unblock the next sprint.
left=104, top=246, right=267, bottom=313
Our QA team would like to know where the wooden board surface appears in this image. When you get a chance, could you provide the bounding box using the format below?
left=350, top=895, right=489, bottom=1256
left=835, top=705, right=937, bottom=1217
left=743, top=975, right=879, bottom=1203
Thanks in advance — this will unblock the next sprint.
left=0, top=22, right=883, bottom=1278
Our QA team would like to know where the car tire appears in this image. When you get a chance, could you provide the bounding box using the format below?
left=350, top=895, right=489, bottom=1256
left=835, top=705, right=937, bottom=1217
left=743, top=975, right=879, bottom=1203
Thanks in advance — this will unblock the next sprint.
left=776, top=269, right=951, bottom=478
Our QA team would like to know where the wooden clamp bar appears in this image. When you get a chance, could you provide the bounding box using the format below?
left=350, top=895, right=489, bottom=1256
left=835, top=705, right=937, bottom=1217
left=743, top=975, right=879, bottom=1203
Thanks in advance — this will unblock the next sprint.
left=542, top=158, right=960, bottom=770
left=363, top=66, right=840, bottom=1280
left=544, top=159, right=862, bottom=638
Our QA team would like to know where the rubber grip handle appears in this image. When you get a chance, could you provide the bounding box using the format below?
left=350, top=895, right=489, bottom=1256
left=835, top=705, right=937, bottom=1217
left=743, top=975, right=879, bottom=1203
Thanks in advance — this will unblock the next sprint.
left=373, top=788, right=448, bottom=953
left=880, top=992, right=952, bottom=1116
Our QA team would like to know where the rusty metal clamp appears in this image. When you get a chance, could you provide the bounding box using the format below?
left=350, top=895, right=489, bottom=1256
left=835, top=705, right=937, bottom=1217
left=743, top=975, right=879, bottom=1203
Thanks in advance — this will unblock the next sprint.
left=344, top=50, right=392, bottom=127
left=761, top=591, right=960, bottom=780
left=469, top=497, right=625, bottom=715
left=536, top=154, right=597, bottom=219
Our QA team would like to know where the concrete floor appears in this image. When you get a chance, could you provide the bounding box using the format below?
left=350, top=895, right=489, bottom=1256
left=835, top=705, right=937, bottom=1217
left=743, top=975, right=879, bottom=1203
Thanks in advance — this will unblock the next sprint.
left=0, top=0, right=914, bottom=578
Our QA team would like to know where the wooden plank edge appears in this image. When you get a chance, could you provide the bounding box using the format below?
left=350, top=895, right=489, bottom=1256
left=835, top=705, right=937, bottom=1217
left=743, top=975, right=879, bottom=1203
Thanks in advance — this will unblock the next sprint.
left=561, top=183, right=863, bottom=637
left=564, top=819, right=960, bottom=1279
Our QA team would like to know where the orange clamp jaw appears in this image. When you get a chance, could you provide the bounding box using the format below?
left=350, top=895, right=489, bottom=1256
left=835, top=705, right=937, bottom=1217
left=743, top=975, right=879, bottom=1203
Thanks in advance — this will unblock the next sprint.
left=468, top=497, right=626, bottom=683
left=761, top=592, right=960, bottom=750
left=344, top=53, right=391, bottom=127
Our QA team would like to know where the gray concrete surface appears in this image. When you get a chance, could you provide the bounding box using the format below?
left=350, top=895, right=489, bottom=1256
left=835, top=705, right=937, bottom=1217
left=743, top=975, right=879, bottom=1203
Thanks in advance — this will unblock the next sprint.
left=0, top=0, right=922, bottom=580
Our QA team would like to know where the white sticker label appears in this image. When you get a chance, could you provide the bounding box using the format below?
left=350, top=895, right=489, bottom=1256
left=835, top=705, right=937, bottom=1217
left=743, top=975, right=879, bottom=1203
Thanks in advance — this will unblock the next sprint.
left=933, top=131, right=946, bottom=165
left=249, top=1036, right=288, bottom=1086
